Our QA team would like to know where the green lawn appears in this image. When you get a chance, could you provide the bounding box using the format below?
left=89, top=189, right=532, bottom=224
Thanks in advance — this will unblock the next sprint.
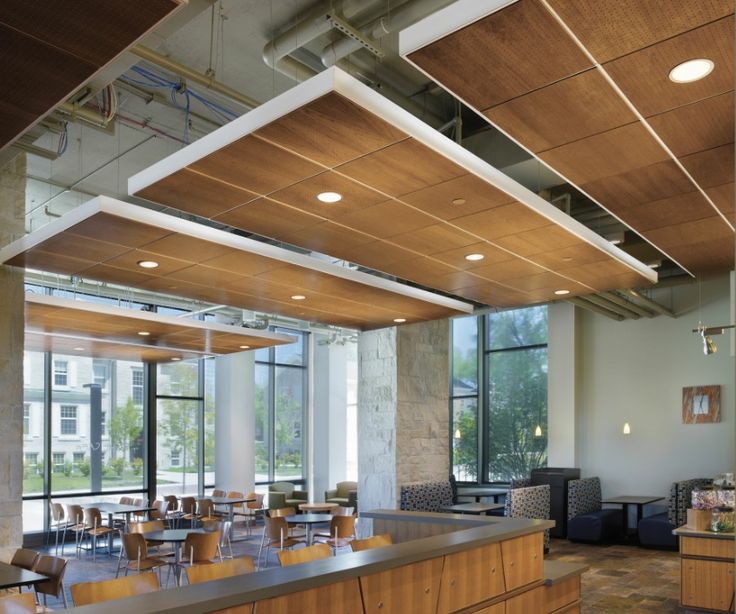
left=23, top=471, right=146, bottom=494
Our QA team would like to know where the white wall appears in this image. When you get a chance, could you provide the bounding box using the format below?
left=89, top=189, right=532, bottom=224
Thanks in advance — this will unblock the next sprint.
left=573, top=275, right=735, bottom=497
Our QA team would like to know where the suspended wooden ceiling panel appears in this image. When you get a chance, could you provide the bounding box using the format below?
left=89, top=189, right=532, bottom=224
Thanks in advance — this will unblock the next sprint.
left=401, top=0, right=734, bottom=278
left=0, top=197, right=471, bottom=330
left=129, top=67, right=655, bottom=308
left=24, top=293, right=295, bottom=363
left=0, top=0, right=183, bottom=151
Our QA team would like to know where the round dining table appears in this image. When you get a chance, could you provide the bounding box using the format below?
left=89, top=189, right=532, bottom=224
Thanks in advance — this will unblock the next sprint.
left=283, top=513, right=332, bottom=545
left=143, top=528, right=205, bottom=585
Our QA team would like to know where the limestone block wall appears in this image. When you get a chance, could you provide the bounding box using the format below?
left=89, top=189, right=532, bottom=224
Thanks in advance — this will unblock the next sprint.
left=0, top=154, right=25, bottom=561
left=358, top=320, right=449, bottom=512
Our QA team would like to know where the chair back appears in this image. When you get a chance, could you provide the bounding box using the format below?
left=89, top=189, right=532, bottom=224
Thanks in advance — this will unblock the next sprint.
left=33, top=555, right=67, bottom=598
left=202, top=519, right=232, bottom=547
left=10, top=548, right=38, bottom=571
left=50, top=502, right=64, bottom=523
left=399, top=481, right=454, bottom=512
left=164, top=495, right=179, bottom=512
left=350, top=533, right=393, bottom=552
left=567, top=477, right=602, bottom=518
left=119, top=496, right=133, bottom=505
left=328, top=515, right=356, bottom=539
left=71, top=572, right=160, bottom=606
left=181, top=497, right=196, bottom=514
left=83, top=507, right=103, bottom=528
left=184, top=531, right=220, bottom=564
left=268, top=507, right=295, bottom=518
left=121, top=533, right=149, bottom=562
left=246, top=493, right=264, bottom=510
left=197, top=498, right=215, bottom=518
left=668, top=478, right=714, bottom=526
left=277, top=543, right=331, bottom=567
left=335, top=481, right=358, bottom=498
left=268, top=482, right=295, bottom=497
left=67, top=504, right=84, bottom=525
left=184, top=557, right=255, bottom=585
left=212, top=489, right=226, bottom=498
left=130, top=519, right=165, bottom=534
left=264, top=516, right=290, bottom=542
left=331, top=506, right=354, bottom=516
left=0, top=592, right=36, bottom=613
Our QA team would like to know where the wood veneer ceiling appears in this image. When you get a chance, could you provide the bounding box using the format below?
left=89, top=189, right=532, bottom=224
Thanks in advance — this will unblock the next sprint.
left=129, top=68, right=655, bottom=309
left=24, top=294, right=295, bottom=363
left=0, top=197, right=471, bottom=331
left=401, top=0, right=735, bottom=278
left=0, top=0, right=183, bottom=152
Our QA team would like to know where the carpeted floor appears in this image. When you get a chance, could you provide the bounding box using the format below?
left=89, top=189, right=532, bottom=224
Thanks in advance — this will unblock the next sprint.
left=29, top=525, right=685, bottom=612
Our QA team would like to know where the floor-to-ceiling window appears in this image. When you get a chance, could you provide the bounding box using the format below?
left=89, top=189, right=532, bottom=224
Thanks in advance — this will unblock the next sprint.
left=254, top=328, right=308, bottom=484
left=450, top=306, right=548, bottom=484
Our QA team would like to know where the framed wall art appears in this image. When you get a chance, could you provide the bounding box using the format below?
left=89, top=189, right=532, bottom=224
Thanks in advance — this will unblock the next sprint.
left=682, top=385, right=721, bottom=424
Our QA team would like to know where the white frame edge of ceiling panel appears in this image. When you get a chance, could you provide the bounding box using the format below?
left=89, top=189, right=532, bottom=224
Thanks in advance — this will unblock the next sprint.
left=399, top=0, right=517, bottom=55
left=25, top=293, right=297, bottom=345
left=128, top=66, right=657, bottom=285
left=1, top=196, right=474, bottom=315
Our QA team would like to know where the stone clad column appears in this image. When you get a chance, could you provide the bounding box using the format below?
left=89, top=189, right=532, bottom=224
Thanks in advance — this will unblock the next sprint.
left=357, top=319, right=449, bottom=512
left=0, top=154, right=25, bottom=561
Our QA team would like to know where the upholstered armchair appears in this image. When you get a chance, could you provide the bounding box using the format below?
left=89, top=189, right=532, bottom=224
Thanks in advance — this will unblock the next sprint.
left=267, top=482, right=308, bottom=510
left=325, top=481, right=357, bottom=508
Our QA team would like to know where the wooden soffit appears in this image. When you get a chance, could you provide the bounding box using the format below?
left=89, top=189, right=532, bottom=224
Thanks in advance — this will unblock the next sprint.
left=0, top=197, right=471, bottom=330
left=0, top=0, right=184, bottom=152
left=128, top=67, right=656, bottom=309
left=401, top=0, right=735, bottom=278
left=24, top=293, right=295, bottom=363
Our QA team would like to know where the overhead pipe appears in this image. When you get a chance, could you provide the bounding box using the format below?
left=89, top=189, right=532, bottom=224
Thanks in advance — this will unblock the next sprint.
left=131, top=44, right=260, bottom=110
left=624, top=289, right=676, bottom=318
left=566, top=297, right=624, bottom=321
left=321, top=0, right=453, bottom=67
left=56, top=101, right=111, bottom=128
left=599, top=291, right=655, bottom=318
left=582, top=294, right=640, bottom=320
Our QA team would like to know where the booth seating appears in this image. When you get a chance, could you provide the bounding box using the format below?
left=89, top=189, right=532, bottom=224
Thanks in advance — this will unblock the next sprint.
left=567, top=477, right=621, bottom=542
left=505, top=484, right=551, bottom=551
left=637, top=478, right=712, bottom=549
left=267, top=482, right=308, bottom=510
left=399, top=480, right=453, bottom=512
left=325, top=481, right=357, bottom=509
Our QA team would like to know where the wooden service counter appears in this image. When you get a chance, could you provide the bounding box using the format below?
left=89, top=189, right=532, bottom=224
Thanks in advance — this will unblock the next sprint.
left=71, top=510, right=574, bottom=614
left=674, top=526, right=735, bottom=612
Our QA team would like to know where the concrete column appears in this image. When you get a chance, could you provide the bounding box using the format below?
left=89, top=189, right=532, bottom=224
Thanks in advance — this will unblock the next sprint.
left=312, top=336, right=348, bottom=503
left=547, top=302, right=577, bottom=467
left=0, top=154, right=25, bottom=561
left=357, top=319, right=449, bottom=512
left=214, top=352, right=255, bottom=494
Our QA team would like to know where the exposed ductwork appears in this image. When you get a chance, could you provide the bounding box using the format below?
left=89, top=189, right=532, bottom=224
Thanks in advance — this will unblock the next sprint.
left=568, top=288, right=674, bottom=321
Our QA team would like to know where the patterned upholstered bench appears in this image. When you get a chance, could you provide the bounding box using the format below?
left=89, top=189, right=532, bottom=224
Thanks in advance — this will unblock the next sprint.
left=567, top=477, right=621, bottom=543
left=505, top=484, right=551, bottom=551
left=637, top=478, right=712, bottom=549
left=399, top=480, right=454, bottom=512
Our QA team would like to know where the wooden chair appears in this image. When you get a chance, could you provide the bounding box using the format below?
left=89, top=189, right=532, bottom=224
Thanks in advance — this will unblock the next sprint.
left=83, top=507, right=115, bottom=561
left=183, top=531, right=221, bottom=566
left=10, top=548, right=38, bottom=571
left=48, top=503, right=72, bottom=555
left=184, top=557, right=255, bottom=585
left=0, top=593, right=35, bottom=614
left=164, top=495, right=180, bottom=527
left=202, top=519, right=234, bottom=559
left=313, top=515, right=356, bottom=553
left=196, top=498, right=216, bottom=524
left=350, top=533, right=393, bottom=552
left=180, top=497, right=197, bottom=527
left=277, top=543, right=331, bottom=567
left=71, top=572, right=160, bottom=606
left=258, top=516, right=305, bottom=569
left=234, top=492, right=264, bottom=535
left=115, top=533, right=168, bottom=581
left=212, top=489, right=226, bottom=498
left=331, top=506, right=355, bottom=516
left=129, top=519, right=167, bottom=552
left=33, top=555, right=68, bottom=609
left=62, top=504, right=86, bottom=557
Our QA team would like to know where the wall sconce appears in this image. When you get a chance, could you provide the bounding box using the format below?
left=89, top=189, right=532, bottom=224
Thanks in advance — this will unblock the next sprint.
left=622, top=422, right=631, bottom=435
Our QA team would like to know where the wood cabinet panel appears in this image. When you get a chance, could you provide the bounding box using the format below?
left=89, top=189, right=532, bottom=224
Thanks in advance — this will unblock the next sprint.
left=681, top=559, right=734, bottom=612
left=437, top=542, right=505, bottom=614
left=472, top=602, right=505, bottom=614
left=359, top=557, right=443, bottom=614
left=501, top=533, right=543, bottom=592
left=545, top=577, right=580, bottom=613
left=681, top=536, right=735, bottom=559
left=256, top=578, right=364, bottom=614
left=505, top=585, right=545, bottom=614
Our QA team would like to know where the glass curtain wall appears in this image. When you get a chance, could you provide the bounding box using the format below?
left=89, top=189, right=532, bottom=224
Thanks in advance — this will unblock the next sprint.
left=254, top=328, right=308, bottom=484
left=449, top=306, right=548, bottom=484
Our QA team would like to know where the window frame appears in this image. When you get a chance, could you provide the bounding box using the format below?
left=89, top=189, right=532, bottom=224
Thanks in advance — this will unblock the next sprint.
left=53, top=360, right=68, bottom=387
left=59, top=404, right=78, bottom=436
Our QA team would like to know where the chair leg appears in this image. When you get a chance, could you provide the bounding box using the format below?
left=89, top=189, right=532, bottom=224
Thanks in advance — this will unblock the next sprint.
left=61, top=582, right=68, bottom=609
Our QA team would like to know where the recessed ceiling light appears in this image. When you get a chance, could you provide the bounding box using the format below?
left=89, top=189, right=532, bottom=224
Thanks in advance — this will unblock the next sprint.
left=138, top=331, right=150, bottom=336
left=239, top=345, right=250, bottom=350
left=465, top=253, right=485, bottom=262
left=554, top=289, right=571, bottom=296
left=171, top=357, right=181, bottom=361
left=137, top=260, right=159, bottom=269
left=393, top=318, right=406, bottom=323
left=669, top=58, right=714, bottom=83
left=291, top=294, right=306, bottom=300
left=451, top=198, right=466, bottom=206
left=317, top=191, right=342, bottom=203
left=73, top=347, right=85, bottom=351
